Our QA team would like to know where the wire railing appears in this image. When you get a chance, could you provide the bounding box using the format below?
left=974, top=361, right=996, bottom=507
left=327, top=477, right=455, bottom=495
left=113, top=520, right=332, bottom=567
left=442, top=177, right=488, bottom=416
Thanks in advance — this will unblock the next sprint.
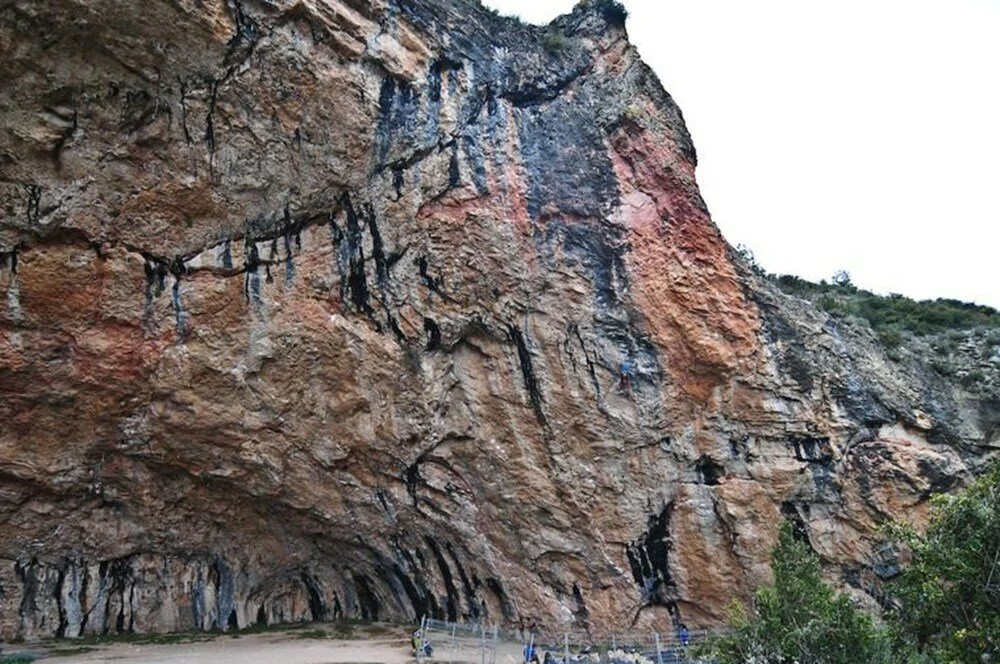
left=415, top=617, right=715, bottom=664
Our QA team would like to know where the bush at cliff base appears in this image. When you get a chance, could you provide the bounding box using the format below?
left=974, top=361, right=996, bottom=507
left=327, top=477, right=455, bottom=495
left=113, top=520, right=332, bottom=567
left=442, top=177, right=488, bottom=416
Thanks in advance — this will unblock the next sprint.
left=888, top=460, right=1000, bottom=663
left=695, top=522, right=893, bottom=664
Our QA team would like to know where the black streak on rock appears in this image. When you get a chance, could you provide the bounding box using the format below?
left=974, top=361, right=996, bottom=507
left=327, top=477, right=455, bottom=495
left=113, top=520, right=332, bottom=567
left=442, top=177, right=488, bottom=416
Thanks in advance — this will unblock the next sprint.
left=448, top=142, right=461, bottom=188
left=781, top=501, right=810, bottom=543
left=24, top=184, right=42, bottom=224
left=417, top=255, right=445, bottom=298
left=354, top=574, right=380, bottom=620
left=301, top=571, right=327, bottom=621
left=392, top=167, right=404, bottom=200
left=243, top=239, right=261, bottom=306
left=508, top=324, right=546, bottom=427
left=340, top=195, right=374, bottom=318
left=625, top=504, right=676, bottom=607
left=425, top=537, right=459, bottom=622
left=424, top=318, right=441, bottom=351
left=204, top=78, right=219, bottom=154
left=572, top=582, right=589, bottom=628
left=484, top=577, right=514, bottom=621
left=444, top=542, right=478, bottom=620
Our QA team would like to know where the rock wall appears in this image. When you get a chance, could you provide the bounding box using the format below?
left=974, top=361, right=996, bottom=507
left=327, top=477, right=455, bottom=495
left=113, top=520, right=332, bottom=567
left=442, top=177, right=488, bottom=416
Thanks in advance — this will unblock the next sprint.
left=0, top=0, right=996, bottom=639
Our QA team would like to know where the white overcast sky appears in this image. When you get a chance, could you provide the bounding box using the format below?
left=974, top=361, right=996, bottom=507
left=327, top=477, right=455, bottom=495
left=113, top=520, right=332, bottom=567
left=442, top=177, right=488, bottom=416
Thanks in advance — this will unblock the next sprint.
left=481, top=0, right=1000, bottom=308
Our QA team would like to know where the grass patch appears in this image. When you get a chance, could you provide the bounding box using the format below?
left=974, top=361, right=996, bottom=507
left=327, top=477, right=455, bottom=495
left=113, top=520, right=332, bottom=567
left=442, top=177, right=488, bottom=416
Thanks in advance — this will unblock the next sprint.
left=49, top=630, right=218, bottom=649
left=238, top=620, right=312, bottom=635
left=0, top=657, right=37, bottom=664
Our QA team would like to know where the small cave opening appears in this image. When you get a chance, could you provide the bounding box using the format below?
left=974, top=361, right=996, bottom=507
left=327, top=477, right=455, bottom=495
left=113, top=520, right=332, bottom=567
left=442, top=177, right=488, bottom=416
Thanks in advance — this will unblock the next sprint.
left=695, top=455, right=724, bottom=486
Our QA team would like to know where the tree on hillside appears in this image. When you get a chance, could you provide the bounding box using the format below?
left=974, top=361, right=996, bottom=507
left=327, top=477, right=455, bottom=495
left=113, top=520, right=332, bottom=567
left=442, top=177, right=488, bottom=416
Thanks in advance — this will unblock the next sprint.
left=831, top=269, right=853, bottom=288
left=889, top=461, right=1000, bottom=662
left=698, top=522, right=892, bottom=664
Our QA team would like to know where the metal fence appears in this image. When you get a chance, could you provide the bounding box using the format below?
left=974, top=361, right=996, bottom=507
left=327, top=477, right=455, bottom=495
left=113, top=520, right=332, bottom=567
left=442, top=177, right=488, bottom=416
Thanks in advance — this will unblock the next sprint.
left=420, top=617, right=502, bottom=664
left=415, top=617, right=714, bottom=664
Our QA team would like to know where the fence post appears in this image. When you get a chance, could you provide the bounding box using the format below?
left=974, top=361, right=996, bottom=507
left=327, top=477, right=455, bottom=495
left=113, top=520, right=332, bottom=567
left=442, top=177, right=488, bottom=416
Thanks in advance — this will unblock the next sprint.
left=563, top=633, right=570, bottom=664
left=452, top=621, right=458, bottom=663
left=416, top=615, right=425, bottom=661
left=611, top=634, right=616, bottom=651
left=654, top=632, right=662, bottom=664
left=480, top=622, right=486, bottom=664
left=491, top=624, right=498, bottom=664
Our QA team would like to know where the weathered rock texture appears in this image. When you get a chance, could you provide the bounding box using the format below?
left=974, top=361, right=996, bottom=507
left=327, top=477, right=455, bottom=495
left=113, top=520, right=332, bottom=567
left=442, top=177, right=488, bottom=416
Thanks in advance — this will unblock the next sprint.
left=0, top=0, right=997, bottom=640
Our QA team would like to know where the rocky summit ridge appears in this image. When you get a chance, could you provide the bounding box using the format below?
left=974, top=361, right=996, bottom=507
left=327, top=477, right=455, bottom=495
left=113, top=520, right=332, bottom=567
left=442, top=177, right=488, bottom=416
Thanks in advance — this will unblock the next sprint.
left=0, top=0, right=997, bottom=640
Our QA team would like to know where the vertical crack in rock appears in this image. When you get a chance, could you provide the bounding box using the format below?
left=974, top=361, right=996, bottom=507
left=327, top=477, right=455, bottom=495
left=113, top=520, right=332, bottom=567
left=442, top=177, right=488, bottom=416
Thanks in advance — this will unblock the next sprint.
left=339, top=195, right=375, bottom=321
left=23, top=184, right=42, bottom=224
left=423, top=317, right=441, bottom=351
left=178, top=78, right=194, bottom=145
left=569, top=323, right=602, bottom=398
left=416, top=255, right=446, bottom=298
left=243, top=237, right=261, bottom=307
left=508, top=324, right=547, bottom=427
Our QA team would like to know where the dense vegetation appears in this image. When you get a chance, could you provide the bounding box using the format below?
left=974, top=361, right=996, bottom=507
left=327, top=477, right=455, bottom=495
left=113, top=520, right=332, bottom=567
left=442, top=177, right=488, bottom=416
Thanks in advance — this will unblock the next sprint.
left=732, top=245, right=1000, bottom=340
left=697, top=523, right=892, bottom=664
left=772, top=273, right=1000, bottom=338
left=888, top=461, right=1000, bottom=661
left=700, top=462, right=1000, bottom=663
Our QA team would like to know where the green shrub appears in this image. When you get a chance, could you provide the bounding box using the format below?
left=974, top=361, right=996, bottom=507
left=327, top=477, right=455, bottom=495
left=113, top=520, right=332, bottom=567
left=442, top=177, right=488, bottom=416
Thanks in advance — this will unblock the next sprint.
left=771, top=274, right=1000, bottom=337
left=541, top=30, right=566, bottom=53
left=575, top=0, right=629, bottom=25
left=698, top=522, right=893, bottom=664
left=878, top=328, right=904, bottom=349
left=930, top=360, right=954, bottom=376
left=887, top=461, right=1000, bottom=662
left=960, top=369, right=985, bottom=387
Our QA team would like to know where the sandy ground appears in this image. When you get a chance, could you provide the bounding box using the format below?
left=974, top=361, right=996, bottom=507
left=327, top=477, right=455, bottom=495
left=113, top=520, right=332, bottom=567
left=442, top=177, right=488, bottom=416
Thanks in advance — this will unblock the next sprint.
left=45, top=633, right=418, bottom=664
left=10, top=625, right=529, bottom=664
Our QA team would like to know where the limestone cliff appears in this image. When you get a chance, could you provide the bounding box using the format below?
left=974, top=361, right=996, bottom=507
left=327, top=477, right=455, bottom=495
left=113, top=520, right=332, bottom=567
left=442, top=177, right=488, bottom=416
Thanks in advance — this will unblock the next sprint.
left=0, top=0, right=996, bottom=640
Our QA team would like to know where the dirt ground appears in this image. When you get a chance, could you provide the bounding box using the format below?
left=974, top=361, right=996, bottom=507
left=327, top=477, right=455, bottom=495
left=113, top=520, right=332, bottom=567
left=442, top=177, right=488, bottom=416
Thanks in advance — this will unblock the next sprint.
left=43, top=632, right=415, bottom=664
left=6, top=623, right=528, bottom=664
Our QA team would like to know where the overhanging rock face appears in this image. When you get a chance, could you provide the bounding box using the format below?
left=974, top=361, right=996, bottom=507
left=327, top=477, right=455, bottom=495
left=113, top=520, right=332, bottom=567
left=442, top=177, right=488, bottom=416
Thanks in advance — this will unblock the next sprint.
left=0, top=0, right=996, bottom=639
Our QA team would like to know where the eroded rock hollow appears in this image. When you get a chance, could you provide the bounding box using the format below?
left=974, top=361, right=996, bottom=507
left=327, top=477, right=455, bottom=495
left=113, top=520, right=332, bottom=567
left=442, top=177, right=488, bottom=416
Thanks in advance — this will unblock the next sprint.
left=0, top=0, right=996, bottom=640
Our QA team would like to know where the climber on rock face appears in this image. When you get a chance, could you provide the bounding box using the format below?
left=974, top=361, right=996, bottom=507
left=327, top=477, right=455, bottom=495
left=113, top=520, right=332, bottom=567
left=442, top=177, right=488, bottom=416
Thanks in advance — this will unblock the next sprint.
left=618, top=357, right=636, bottom=394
